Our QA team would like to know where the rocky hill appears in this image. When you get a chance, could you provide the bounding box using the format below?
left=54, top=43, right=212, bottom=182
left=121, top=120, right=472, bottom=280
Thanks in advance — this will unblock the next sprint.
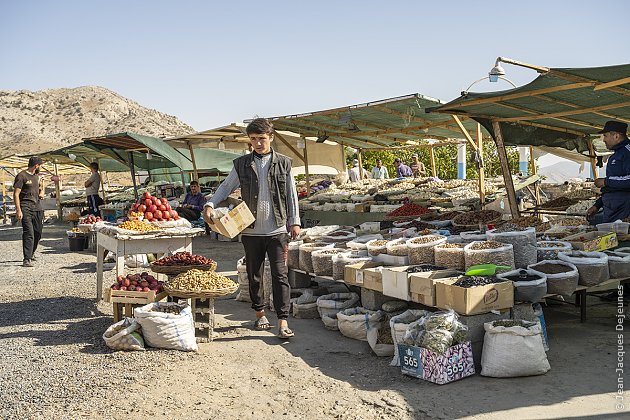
left=0, top=86, right=195, bottom=156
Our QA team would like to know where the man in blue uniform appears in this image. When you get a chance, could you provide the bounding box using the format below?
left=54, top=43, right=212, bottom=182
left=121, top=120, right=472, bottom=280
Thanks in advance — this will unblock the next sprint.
left=587, top=121, right=630, bottom=223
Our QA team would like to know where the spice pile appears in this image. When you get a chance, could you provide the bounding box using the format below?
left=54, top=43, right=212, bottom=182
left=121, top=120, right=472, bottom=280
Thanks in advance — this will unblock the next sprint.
left=386, top=203, right=432, bottom=218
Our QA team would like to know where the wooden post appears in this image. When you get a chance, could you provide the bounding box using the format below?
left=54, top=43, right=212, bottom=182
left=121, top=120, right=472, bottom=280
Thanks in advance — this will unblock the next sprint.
left=429, top=146, right=437, bottom=177
left=187, top=142, right=199, bottom=181
left=99, top=160, right=108, bottom=204
left=128, top=152, right=139, bottom=201
left=529, top=146, right=541, bottom=206
left=2, top=178, right=7, bottom=224
left=53, top=162, right=62, bottom=220
left=492, top=121, right=520, bottom=218
left=587, top=138, right=598, bottom=179
left=477, top=124, right=486, bottom=206
left=357, top=149, right=364, bottom=179
left=303, top=138, right=311, bottom=197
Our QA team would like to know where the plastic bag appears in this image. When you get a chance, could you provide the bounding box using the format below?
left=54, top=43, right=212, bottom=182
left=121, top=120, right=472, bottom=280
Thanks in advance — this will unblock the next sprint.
left=406, top=235, right=447, bottom=265
left=386, top=238, right=409, bottom=256
left=134, top=302, right=198, bottom=351
left=528, top=260, right=579, bottom=297
left=337, top=307, right=379, bottom=341
left=481, top=320, right=550, bottom=377
left=292, top=290, right=320, bottom=319
left=365, top=239, right=389, bottom=256
left=460, top=231, right=487, bottom=243
left=299, top=243, right=334, bottom=273
left=536, top=241, right=572, bottom=261
left=312, top=248, right=344, bottom=276
left=434, top=243, right=466, bottom=270
left=316, top=293, right=360, bottom=330
left=287, top=241, right=303, bottom=269
left=464, top=241, right=515, bottom=271
left=125, top=254, right=148, bottom=268
left=235, top=257, right=250, bottom=302
left=420, top=329, right=454, bottom=354
left=389, top=309, right=428, bottom=366
left=103, top=318, right=145, bottom=351
left=558, top=251, right=609, bottom=286
left=604, top=250, right=630, bottom=278
left=487, top=227, right=537, bottom=269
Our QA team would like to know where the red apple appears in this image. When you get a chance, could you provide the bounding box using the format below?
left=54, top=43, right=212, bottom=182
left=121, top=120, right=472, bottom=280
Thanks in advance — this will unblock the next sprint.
left=131, top=203, right=139, bottom=211
left=169, top=210, right=178, bottom=218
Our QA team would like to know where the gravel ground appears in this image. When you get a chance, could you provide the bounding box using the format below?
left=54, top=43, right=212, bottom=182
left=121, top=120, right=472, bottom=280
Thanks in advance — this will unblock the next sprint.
left=0, top=223, right=625, bottom=419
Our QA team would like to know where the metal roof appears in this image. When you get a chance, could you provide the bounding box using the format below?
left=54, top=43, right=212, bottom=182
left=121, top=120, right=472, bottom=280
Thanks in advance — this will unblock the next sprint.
left=430, top=63, right=630, bottom=155
left=262, top=93, right=490, bottom=149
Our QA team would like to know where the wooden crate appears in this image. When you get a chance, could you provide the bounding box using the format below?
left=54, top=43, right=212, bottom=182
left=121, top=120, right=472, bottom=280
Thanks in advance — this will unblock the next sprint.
left=105, top=288, right=168, bottom=322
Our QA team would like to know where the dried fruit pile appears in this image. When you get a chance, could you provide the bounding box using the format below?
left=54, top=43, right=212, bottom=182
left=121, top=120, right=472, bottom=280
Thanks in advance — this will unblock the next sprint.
left=129, top=191, right=179, bottom=222
left=386, top=203, right=432, bottom=218
left=406, top=264, right=447, bottom=273
left=111, top=272, right=164, bottom=292
left=539, top=196, right=578, bottom=209
left=168, top=269, right=236, bottom=291
left=452, top=210, right=502, bottom=226
left=453, top=275, right=502, bottom=288
left=153, top=252, right=216, bottom=266
left=118, top=220, right=160, bottom=232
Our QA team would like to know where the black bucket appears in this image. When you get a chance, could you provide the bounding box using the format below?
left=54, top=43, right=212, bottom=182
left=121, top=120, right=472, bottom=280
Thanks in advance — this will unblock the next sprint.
left=68, top=236, right=85, bottom=251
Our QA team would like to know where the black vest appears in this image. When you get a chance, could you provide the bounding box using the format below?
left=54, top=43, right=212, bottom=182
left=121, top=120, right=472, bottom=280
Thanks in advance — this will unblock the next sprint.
left=234, top=150, right=292, bottom=229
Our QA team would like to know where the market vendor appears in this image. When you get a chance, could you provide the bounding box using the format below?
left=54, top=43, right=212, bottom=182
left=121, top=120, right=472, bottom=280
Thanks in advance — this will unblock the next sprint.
left=410, top=153, right=427, bottom=177
left=393, top=157, right=413, bottom=177
left=176, top=180, right=206, bottom=221
left=203, top=118, right=300, bottom=339
left=84, top=162, right=102, bottom=216
left=586, top=121, right=630, bottom=223
left=348, top=159, right=368, bottom=182
left=371, top=159, right=389, bottom=179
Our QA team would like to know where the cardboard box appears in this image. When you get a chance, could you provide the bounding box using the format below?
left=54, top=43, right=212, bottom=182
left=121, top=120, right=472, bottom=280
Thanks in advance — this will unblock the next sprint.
left=344, top=261, right=381, bottom=286
left=354, top=203, right=371, bottom=213
left=208, top=202, right=255, bottom=239
left=435, top=278, right=514, bottom=315
left=409, top=269, right=462, bottom=296
left=363, top=267, right=384, bottom=292
left=382, top=266, right=413, bottom=301
left=410, top=292, right=436, bottom=306
left=563, top=231, right=618, bottom=252
left=398, top=342, right=475, bottom=384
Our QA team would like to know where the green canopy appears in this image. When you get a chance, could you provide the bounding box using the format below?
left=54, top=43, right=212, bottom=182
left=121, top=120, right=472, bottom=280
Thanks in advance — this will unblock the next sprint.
left=429, top=63, right=630, bottom=156
left=175, top=147, right=240, bottom=173
left=36, top=143, right=131, bottom=172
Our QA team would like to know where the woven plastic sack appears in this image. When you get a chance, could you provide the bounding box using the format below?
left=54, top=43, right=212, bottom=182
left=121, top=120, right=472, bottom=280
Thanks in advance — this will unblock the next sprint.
left=365, top=239, right=388, bottom=256
left=536, top=241, right=572, bottom=261
left=481, top=321, right=550, bottom=377
left=460, top=231, right=487, bottom=243
left=134, top=302, right=197, bottom=351
left=103, top=318, right=145, bottom=351
left=337, top=307, right=379, bottom=341
left=604, top=250, right=630, bottom=278
left=235, top=257, right=250, bottom=302
left=389, top=309, right=429, bottom=366
left=434, top=243, right=465, bottom=270
left=292, top=290, right=320, bottom=319
left=487, top=227, right=537, bottom=269
left=558, top=251, right=609, bottom=286
left=528, top=260, right=579, bottom=297
left=407, top=235, right=447, bottom=265
left=316, top=293, right=360, bottom=329
left=386, top=238, right=409, bottom=257
left=287, top=241, right=303, bottom=269
left=299, top=243, right=334, bottom=273
left=497, top=269, right=548, bottom=303
left=312, top=248, right=345, bottom=276
left=464, top=241, right=515, bottom=271
left=366, top=311, right=395, bottom=357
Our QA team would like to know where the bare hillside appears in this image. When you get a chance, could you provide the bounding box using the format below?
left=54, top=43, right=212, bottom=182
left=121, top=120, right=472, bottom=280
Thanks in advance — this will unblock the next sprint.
left=0, top=86, right=195, bottom=155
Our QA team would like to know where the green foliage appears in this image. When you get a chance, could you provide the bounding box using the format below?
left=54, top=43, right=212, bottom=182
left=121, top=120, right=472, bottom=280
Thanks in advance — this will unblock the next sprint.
left=345, top=141, right=520, bottom=180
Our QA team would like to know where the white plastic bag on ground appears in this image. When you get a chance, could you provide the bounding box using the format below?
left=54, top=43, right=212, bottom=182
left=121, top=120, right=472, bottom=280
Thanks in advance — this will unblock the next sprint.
left=103, top=318, right=145, bottom=351
left=337, top=307, right=379, bottom=341
left=481, top=320, right=550, bottom=377
left=134, top=302, right=198, bottom=351
left=316, top=292, right=360, bottom=330
left=389, top=309, right=428, bottom=366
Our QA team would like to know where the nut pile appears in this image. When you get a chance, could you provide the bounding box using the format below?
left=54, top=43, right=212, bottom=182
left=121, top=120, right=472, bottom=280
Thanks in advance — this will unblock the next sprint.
left=366, top=240, right=389, bottom=256
left=468, top=241, right=505, bottom=250
left=539, top=197, right=578, bottom=209
left=386, top=239, right=409, bottom=256
left=408, top=235, right=447, bottom=265
left=434, top=243, right=465, bottom=270
left=452, top=210, right=501, bottom=226
left=386, top=203, right=432, bottom=218
left=492, top=223, right=529, bottom=233
left=168, top=269, right=236, bottom=291
left=312, top=249, right=344, bottom=276
left=117, top=220, right=159, bottom=232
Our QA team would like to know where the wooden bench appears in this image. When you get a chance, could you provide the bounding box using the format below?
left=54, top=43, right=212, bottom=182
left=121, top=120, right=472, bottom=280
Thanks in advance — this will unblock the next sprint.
left=544, top=277, right=630, bottom=322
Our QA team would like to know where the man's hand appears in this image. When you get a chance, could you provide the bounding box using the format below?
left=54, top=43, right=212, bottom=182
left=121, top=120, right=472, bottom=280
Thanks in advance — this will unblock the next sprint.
left=586, top=205, right=599, bottom=220
left=16, top=209, right=23, bottom=221
left=203, top=206, right=215, bottom=224
left=289, top=225, right=301, bottom=240
left=594, top=178, right=606, bottom=188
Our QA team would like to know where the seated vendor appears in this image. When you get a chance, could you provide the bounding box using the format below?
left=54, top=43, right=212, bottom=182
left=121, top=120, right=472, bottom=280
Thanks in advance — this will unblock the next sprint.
left=176, top=181, right=206, bottom=221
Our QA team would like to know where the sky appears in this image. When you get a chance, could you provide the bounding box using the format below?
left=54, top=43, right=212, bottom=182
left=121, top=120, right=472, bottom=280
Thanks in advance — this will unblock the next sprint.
left=1, top=0, right=629, bottom=169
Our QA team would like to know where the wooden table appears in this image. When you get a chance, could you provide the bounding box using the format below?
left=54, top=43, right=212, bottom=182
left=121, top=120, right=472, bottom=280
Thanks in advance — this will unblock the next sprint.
left=96, top=231, right=195, bottom=300
left=545, top=276, right=630, bottom=322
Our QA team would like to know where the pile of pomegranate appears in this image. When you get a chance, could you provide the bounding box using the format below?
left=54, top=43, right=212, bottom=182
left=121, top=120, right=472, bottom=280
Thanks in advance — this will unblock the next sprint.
left=80, top=215, right=101, bottom=224
left=129, top=191, right=179, bottom=222
left=111, top=272, right=164, bottom=292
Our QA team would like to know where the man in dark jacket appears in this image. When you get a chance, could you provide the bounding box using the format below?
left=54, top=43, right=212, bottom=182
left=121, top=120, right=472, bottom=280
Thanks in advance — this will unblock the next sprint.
left=203, top=118, right=300, bottom=339
left=13, top=156, right=44, bottom=267
left=587, top=121, right=630, bottom=223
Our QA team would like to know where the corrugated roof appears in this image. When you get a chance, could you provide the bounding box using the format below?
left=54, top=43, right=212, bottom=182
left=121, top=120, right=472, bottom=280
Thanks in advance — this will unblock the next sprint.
left=263, top=93, right=490, bottom=149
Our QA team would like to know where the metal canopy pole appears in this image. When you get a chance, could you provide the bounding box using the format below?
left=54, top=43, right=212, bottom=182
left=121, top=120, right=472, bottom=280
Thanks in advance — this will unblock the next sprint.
left=492, top=121, right=520, bottom=218
left=128, top=152, right=139, bottom=201
left=477, top=124, right=486, bottom=206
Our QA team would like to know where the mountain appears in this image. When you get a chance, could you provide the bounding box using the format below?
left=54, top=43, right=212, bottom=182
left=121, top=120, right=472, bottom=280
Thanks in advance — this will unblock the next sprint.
left=0, top=86, right=195, bottom=155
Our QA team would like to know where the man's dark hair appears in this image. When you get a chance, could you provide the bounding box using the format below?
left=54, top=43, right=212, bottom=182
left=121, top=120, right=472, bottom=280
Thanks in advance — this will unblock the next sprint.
left=190, top=180, right=199, bottom=186
left=90, top=162, right=99, bottom=171
left=246, top=118, right=274, bottom=135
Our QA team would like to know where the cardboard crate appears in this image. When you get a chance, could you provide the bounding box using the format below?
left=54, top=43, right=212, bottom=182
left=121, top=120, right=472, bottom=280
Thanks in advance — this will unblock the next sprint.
left=563, top=231, right=618, bottom=252
left=381, top=266, right=412, bottom=301
left=363, top=267, right=384, bottom=292
left=383, top=267, right=459, bottom=302
left=344, top=261, right=381, bottom=286
left=409, top=269, right=462, bottom=296
left=208, top=202, right=255, bottom=239
left=435, top=278, right=514, bottom=315
left=410, top=292, right=436, bottom=306
left=398, top=342, right=475, bottom=384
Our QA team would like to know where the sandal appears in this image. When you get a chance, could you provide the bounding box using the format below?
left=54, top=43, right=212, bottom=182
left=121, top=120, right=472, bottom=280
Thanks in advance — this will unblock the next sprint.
left=254, top=315, right=271, bottom=330
left=278, top=326, right=295, bottom=339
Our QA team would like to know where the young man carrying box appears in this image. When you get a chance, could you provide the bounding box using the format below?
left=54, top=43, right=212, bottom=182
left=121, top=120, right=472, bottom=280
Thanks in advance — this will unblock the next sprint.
left=203, top=118, right=301, bottom=339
